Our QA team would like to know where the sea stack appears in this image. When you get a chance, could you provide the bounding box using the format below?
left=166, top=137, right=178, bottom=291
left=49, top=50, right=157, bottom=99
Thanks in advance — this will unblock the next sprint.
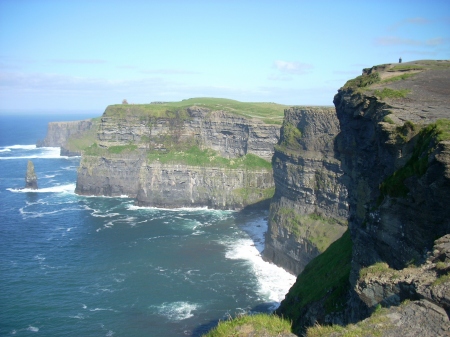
left=25, top=160, right=38, bottom=190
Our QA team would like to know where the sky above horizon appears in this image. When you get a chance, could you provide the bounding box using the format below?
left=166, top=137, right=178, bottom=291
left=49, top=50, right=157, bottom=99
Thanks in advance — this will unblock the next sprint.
left=1, top=0, right=449, bottom=114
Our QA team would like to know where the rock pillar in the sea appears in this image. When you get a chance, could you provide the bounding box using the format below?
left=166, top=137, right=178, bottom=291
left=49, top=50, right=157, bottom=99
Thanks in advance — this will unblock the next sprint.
left=25, top=160, right=38, bottom=189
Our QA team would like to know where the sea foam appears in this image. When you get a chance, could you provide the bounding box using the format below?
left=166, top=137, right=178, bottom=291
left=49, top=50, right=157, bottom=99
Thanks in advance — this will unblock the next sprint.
left=153, top=301, right=199, bottom=321
left=224, top=217, right=296, bottom=309
left=7, top=183, right=76, bottom=194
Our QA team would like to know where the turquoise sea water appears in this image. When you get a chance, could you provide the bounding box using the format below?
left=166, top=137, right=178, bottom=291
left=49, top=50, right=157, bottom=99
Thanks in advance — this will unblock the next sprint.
left=0, top=114, right=295, bottom=337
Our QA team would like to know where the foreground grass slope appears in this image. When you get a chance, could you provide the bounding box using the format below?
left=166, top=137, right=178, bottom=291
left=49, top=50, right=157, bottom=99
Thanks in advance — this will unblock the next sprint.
left=203, top=314, right=293, bottom=337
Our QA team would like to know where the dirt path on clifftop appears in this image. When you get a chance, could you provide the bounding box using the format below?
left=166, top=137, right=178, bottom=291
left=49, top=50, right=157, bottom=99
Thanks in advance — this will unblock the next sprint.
left=370, top=61, right=450, bottom=124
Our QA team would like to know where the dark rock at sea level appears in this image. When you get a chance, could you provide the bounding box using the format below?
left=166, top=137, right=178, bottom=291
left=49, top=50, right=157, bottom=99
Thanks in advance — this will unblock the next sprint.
left=25, top=160, right=38, bottom=189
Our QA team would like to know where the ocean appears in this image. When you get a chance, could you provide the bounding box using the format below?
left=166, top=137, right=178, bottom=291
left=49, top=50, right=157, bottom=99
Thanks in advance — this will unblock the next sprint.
left=0, top=113, right=296, bottom=337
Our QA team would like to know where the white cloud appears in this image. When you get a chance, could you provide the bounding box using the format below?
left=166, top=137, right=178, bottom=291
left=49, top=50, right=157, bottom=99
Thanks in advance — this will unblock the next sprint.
left=273, top=60, right=313, bottom=75
left=140, top=69, right=200, bottom=75
left=267, top=74, right=293, bottom=81
left=374, top=36, right=445, bottom=47
left=49, top=59, right=107, bottom=64
left=375, top=37, right=422, bottom=46
left=388, top=17, right=430, bottom=32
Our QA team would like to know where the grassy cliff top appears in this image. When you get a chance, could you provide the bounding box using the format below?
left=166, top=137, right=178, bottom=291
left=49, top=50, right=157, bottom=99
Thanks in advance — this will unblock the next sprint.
left=342, top=59, right=450, bottom=125
left=103, top=97, right=289, bottom=125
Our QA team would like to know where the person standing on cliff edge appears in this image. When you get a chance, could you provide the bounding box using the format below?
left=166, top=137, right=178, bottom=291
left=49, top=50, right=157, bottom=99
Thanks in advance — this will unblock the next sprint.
left=399, top=57, right=402, bottom=63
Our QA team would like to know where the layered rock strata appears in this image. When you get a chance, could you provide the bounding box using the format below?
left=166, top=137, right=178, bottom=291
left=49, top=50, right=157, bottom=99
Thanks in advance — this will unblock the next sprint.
left=276, top=61, right=450, bottom=336
left=97, top=107, right=279, bottom=161
left=333, top=60, right=450, bottom=324
left=263, top=107, right=348, bottom=275
left=76, top=105, right=280, bottom=209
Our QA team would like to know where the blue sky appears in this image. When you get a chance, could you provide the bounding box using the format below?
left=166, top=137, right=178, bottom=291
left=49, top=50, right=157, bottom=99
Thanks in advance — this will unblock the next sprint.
left=0, top=0, right=449, bottom=113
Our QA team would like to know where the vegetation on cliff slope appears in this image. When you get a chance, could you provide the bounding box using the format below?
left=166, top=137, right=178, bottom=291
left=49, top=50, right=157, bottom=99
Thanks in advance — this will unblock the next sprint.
left=147, top=145, right=273, bottom=170
left=203, top=314, right=292, bottom=337
left=380, top=119, right=450, bottom=199
left=104, top=97, right=288, bottom=125
left=65, top=118, right=101, bottom=153
left=277, top=230, right=352, bottom=334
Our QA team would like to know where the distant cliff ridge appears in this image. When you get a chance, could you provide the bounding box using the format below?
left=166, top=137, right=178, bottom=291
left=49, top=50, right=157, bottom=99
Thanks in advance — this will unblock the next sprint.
left=263, top=107, right=348, bottom=275
left=75, top=98, right=283, bottom=209
left=37, top=119, right=98, bottom=156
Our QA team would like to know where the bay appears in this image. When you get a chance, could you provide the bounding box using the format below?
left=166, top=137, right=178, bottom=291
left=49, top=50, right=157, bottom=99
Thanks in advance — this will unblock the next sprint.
left=0, top=113, right=295, bottom=337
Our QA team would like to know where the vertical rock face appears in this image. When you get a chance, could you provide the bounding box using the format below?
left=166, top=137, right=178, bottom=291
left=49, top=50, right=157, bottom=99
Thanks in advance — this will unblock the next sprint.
left=263, top=107, right=348, bottom=275
left=37, top=120, right=95, bottom=156
left=76, top=104, right=280, bottom=209
left=37, top=120, right=93, bottom=147
left=96, top=107, right=280, bottom=161
left=333, top=65, right=450, bottom=321
left=25, top=160, right=38, bottom=189
left=276, top=61, right=450, bottom=335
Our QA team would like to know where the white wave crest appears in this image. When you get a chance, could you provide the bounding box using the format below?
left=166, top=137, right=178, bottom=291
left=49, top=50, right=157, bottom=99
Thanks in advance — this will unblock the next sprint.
left=224, top=218, right=296, bottom=308
left=0, top=146, right=64, bottom=160
left=7, top=183, right=76, bottom=194
left=26, top=326, right=39, bottom=332
left=4, top=144, right=36, bottom=150
left=153, top=301, right=199, bottom=321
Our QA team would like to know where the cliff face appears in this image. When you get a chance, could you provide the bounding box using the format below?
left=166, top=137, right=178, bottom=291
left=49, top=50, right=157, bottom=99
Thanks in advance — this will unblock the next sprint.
left=37, top=119, right=96, bottom=156
left=276, top=60, right=450, bottom=336
left=263, top=107, right=348, bottom=275
left=76, top=101, right=280, bottom=209
left=97, top=106, right=279, bottom=161
left=333, top=61, right=450, bottom=323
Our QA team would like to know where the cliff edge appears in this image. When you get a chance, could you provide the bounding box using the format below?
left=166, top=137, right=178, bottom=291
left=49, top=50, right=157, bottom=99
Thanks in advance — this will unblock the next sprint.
left=263, top=107, right=348, bottom=275
left=276, top=60, right=450, bottom=336
left=76, top=98, right=284, bottom=209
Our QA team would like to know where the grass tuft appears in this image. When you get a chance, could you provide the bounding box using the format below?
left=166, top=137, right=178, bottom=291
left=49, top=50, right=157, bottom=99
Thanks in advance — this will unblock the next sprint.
left=343, top=72, right=380, bottom=89
left=373, top=88, right=410, bottom=100
left=202, top=313, right=292, bottom=337
left=147, top=146, right=272, bottom=170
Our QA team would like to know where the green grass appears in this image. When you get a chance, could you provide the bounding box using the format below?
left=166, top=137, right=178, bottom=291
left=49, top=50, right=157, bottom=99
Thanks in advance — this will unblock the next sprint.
left=64, top=119, right=100, bottom=152
left=233, top=186, right=275, bottom=204
left=103, top=97, right=288, bottom=125
left=383, top=115, right=395, bottom=124
left=373, top=88, right=410, bottom=100
left=388, top=65, right=425, bottom=72
left=343, top=72, right=380, bottom=89
left=359, top=262, right=399, bottom=279
left=278, top=230, right=352, bottom=333
left=274, top=207, right=346, bottom=252
left=202, top=314, right=292, bottom=337
left=379, top=119, right=450, bottom=199
left=83, top=143, right=138, bottom=156
left=306, top=306, right=390, bottom=337
left=433, top=272, right=450, bottom=286
left=108, top=144, right=138, bottom=154
left=380, top=72, right=417, bottom=84
left=280, top=121, right=302, bottom=149
left=147, top=145, right=273, bottom=170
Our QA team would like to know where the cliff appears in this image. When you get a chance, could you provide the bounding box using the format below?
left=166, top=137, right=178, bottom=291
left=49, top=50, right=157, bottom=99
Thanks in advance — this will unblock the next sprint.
left=276, top=60, right=450, bottom=336
left=37, top=119, right=98, bottom=156
left=263, top=107, right=348, bottom=275
left=76, top=98, right=283, bottom=209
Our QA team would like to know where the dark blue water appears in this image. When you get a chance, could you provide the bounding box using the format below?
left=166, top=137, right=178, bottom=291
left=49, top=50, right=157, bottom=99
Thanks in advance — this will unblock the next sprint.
left=0, top=114, right=295, bottom=337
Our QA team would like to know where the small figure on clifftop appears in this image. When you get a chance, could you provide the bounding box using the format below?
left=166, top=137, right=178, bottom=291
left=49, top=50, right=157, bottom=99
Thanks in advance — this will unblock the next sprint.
left=25, top=160, right=38, bottom=189
left=399, top=57, right=402, bottom=63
